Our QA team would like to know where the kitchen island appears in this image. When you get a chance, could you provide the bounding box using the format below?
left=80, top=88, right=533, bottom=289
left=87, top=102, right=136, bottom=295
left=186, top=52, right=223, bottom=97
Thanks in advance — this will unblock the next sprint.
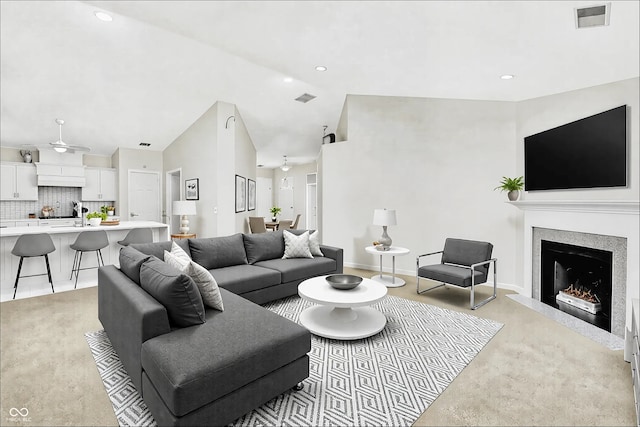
left=0, top=221, right=169, bottom=301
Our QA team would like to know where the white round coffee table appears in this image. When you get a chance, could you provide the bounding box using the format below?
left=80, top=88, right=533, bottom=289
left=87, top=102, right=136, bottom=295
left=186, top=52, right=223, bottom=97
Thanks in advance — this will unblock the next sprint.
left=298, top=275, right=387, bottom=340
left=365, top=245, right=410, bottom=287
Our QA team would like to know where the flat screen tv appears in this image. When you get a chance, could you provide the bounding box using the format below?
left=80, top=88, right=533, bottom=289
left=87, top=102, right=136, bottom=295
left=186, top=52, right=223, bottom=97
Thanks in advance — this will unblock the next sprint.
left=524, top=105, right=627, bottom=191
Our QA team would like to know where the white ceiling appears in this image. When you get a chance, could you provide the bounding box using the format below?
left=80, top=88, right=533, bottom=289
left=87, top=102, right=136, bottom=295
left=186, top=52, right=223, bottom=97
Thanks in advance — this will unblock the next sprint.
left=1, top=1, right=638, bottom=168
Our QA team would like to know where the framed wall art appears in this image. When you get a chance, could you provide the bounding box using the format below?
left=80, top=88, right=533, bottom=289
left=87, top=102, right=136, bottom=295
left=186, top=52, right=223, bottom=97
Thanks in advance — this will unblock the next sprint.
left=248, top=179, right=256, bottom=211
left=185, top=178, right=199, bottom=200
left=235, top=175, right=246, bottom=213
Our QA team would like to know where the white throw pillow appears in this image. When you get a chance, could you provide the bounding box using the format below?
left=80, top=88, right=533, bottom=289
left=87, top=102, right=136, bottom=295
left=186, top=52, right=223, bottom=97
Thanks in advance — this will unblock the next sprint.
left=309, top=230, right=324, bottom=257
left=283, top=230, right=313, bottom=259
left=184, top=261, right=224, bottom=311
left=171, top=241, right=191, bottom=263
left=164, top=251, right=224, bottom=311
left=164, top=250, right=188, bottom=268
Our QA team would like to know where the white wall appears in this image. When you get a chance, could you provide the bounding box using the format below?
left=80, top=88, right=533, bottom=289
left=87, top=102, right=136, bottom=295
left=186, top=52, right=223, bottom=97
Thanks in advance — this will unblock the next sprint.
left=516, top=78, right=639, bottom=202
left=321, top=95, right=518, bottom=285
left=163, top=103, right=219, bottom=238
left=234, top=108, right=257, bottom=234
left=163, top=101, right=257, bottom=238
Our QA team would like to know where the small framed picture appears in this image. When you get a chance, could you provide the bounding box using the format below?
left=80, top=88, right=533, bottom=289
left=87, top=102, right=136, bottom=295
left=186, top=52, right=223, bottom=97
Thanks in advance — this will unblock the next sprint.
left=185, top=178, right=199, bottom=200
left=235, top=175, right=246, bottom=213
left=248, top=179, right=256, bottom=211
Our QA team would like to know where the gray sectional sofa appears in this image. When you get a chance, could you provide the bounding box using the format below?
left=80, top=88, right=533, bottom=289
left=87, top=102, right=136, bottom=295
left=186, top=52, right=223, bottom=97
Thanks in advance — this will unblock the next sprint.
left=98, top=229, right=343, bottom=426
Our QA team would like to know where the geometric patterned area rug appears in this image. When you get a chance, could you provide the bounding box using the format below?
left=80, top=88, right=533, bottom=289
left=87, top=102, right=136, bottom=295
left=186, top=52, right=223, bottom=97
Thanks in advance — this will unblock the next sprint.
left=86, top=295, right=503, bottom=427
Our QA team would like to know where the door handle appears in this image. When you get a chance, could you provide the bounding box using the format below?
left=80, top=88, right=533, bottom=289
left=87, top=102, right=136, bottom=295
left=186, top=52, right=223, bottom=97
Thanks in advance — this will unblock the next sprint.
left=130, top=212, right=140, bottom=217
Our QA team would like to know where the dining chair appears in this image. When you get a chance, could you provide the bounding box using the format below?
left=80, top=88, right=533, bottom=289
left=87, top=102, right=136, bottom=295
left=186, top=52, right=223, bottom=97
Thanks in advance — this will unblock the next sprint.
left=248, top=217, right=267, bottom=233
left=278, top=220, right=293, bottom=230
left=290, top=214, right=301, bottom=230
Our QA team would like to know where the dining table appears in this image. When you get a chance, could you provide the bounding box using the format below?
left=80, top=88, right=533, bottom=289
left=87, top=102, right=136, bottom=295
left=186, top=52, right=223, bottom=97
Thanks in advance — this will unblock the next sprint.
left=265, top=221, right=279, bottom=231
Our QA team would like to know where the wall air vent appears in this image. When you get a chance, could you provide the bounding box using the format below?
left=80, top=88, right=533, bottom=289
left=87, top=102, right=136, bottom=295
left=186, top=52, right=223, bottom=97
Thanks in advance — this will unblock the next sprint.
left=575, top=3, right=610, bottom=28
left=295, top=93, right=317, bottom=103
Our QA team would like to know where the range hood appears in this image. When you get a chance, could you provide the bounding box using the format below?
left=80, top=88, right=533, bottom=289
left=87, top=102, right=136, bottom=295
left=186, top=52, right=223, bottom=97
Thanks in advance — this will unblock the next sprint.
left=35, top=150, right=86, bottom=187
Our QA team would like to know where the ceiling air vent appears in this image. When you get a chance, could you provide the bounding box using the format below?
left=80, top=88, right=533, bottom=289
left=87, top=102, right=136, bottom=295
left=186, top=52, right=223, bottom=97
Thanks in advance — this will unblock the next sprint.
left=575, top=3, right=610, bottom=29
left=295, top=93, right=316, bottom=103
left=139, top=142, right=151, bottom=147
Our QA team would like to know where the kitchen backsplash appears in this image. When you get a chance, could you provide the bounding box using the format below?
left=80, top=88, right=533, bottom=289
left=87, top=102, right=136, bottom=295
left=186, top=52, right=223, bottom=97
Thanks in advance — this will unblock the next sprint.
left=0, top=187, right=115, bottom=219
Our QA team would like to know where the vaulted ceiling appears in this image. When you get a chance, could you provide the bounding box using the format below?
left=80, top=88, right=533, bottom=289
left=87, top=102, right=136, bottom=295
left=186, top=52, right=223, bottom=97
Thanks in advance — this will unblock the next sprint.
left=1, top=1, right=638, bottom=168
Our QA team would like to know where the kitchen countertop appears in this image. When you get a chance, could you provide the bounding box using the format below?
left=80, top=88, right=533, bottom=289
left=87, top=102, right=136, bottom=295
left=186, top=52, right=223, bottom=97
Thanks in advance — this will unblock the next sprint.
left=0, top=220, right=168, bottom=237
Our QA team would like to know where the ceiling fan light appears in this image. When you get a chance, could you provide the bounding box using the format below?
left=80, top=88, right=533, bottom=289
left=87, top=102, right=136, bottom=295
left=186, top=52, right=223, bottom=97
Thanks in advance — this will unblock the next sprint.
left=53, top=146, right=67, bottom=153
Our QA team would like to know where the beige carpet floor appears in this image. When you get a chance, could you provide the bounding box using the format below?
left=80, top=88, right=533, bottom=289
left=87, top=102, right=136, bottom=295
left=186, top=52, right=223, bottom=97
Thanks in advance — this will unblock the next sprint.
left=0, top=267, right=635, bottom=426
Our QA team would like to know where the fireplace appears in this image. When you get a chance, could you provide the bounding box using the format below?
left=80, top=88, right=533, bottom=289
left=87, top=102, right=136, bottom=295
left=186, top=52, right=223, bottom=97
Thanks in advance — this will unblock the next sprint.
left=540, top=240, right=612, bottom=332
left=531, top=226, right=627, bottom=338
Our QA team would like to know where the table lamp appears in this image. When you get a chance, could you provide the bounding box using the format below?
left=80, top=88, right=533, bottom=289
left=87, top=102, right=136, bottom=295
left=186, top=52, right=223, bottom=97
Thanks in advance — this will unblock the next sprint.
left=173, top=201, right=197, bottom=234
left=373, top=208, right=397, bottom=249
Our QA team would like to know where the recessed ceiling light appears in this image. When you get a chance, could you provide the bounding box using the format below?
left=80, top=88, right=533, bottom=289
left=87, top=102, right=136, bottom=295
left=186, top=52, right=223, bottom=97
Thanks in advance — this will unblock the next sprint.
left=500, top=74, right=515, bottom=80
left=315, top=65, right=327, bottom=72
left=94, top=11, right=113, bottom=22
left=283, top=77, right=293, bottom=83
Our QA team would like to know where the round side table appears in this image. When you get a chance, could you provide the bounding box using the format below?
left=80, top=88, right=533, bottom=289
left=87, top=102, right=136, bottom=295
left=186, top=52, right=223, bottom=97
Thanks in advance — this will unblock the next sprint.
left=171, top=233, right=196, bottom=240
left=365, top=246, right=410, bottom=287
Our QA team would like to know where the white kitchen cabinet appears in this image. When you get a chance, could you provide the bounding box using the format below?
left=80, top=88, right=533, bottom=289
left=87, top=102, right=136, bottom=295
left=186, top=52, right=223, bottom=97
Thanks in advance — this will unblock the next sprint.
left=0, top=221, right=16, bottom=228
left=82, top=167, right=117, bottom=201
left=0, top=163, right=38, bottom=201
left=15, top=220, right=39, bottom=227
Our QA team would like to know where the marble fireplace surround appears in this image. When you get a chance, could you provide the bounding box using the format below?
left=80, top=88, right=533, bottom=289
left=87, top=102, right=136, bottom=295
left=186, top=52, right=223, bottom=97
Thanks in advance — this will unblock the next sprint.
left=532, top=227, right=625, bottom=337
left=512, top=200, right=639, bottom=338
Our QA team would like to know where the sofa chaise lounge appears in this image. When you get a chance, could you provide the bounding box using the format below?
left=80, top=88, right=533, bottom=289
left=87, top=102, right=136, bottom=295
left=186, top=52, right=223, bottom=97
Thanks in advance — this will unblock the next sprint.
left=98, top=230, right=343, bottom=426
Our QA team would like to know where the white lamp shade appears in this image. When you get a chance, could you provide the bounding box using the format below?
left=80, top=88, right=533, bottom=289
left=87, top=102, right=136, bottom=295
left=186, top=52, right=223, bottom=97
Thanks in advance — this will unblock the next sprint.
left=173, top=201, right=197, bottom=216
left=373, top=209, right=397, bottom=226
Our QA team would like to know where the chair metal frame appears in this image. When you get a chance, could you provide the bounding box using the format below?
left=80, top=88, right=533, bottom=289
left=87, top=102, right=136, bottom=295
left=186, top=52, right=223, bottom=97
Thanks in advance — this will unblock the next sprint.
left=70, top=231, right=108, bottom=289
left=13, top=254, right=54, bottom=299
left=70, top=248, right=105, bottom=289
left=416, top=250, right=498, bottom=310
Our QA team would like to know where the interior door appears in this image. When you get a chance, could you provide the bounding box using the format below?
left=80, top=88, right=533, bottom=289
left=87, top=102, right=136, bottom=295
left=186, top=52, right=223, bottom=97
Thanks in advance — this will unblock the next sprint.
left=306, top=176, right=317, bottom=230
left=256, top=177, right=272, bottom=219
left=278, top=176, right=294, bottom=221
left=128, top=170, right=161, bottom=221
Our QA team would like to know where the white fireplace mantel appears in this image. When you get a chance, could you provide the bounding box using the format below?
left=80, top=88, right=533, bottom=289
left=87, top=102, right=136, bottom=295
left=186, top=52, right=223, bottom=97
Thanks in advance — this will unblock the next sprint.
left=509, top=198, right=639, bottom=334
left=508, top=200, right=639, bottom=215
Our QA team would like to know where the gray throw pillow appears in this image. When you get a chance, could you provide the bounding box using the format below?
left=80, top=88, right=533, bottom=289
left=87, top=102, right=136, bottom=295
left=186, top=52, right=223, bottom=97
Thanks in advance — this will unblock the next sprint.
left=140, top=256, right=206, bottom=327
left=188, top=234, right=248, bottom=270
left=243, top=230, right=285, bottom=264
left=119, top=246, right=151, bottom=286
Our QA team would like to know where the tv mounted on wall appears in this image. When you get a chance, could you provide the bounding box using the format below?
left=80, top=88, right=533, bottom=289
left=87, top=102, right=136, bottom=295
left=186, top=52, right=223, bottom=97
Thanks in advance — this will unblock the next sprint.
left=524, top=105, right=627, bottom=191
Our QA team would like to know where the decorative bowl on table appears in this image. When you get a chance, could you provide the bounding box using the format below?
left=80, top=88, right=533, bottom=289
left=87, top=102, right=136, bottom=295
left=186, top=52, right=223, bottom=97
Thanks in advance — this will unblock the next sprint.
left=326, top=274, right=363, bottom=290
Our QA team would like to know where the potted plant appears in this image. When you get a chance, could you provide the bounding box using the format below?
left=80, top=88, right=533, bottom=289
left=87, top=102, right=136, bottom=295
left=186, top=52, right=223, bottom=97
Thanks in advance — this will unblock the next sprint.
left=269, top=206, right=282, bottom=222
left=87, top=211, right=107, bottom=226
left=495, top=176, right=524, bottom=201
left=102, top=205, right=116, bottom=216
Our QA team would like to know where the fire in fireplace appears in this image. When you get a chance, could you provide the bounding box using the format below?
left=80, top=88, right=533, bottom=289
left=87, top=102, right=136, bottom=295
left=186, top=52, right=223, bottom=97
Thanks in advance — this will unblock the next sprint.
left=540, top=240, right=612, bottom=332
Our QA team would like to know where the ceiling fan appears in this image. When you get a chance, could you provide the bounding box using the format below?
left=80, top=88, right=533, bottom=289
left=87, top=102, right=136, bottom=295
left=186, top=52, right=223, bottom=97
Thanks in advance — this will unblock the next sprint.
left=23, top=119, right=91, bottom=154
